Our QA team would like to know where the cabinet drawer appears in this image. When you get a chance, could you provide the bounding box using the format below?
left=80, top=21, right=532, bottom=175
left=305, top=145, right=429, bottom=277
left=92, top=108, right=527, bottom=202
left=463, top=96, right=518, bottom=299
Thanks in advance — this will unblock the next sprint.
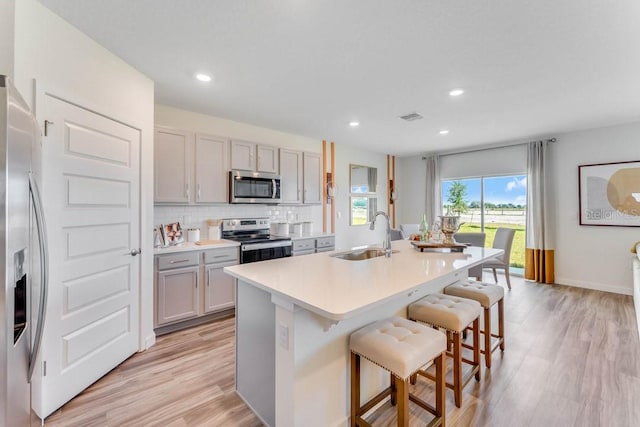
left=293, top=238, right=315, bottom=251
left=316, top=247, right=334, bottom=253
left=293, top=249, right=315, bottom=256
left=316, top=236, right=335, bottom=249
left=203, top=247, right=239, bottom=264
left=157, top=252, right=199, bottom=270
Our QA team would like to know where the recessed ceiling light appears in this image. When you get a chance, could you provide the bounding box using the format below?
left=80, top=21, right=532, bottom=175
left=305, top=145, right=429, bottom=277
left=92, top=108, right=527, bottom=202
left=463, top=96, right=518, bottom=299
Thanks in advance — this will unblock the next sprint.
left=196, top=73, right=212, bottom=82
left=349, top=121, right=360, bottom=127
left=439, top=130, right=449, bottom=135
left=449, top=88, right=464, bottom=97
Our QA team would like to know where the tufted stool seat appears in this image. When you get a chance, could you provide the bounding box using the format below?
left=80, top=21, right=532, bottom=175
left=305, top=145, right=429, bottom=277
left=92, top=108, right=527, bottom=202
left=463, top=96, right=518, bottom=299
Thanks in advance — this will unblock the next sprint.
left=444, top=281, right=505, bottom=368
left=350, top=316, right=447, bottom=427
left=408, top=294, right=482, bottom=408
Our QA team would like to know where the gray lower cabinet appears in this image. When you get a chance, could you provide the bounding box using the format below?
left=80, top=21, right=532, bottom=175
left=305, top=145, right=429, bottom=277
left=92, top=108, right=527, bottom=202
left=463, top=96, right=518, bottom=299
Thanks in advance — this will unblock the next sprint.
left=203, top=247, right=238, bottom=313
left=292, top=238, right=315, bottom=256
left=155, top=247, right=239, bottom=328
left=292, top=236, right=335, bottom=256
left=156, top=265, right=199, bottom=326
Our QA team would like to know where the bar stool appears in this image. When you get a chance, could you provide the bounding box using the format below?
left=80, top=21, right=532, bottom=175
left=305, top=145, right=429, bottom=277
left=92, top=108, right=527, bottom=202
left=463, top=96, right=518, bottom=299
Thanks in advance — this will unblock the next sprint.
left=444, top=281, right=505, bottom=368
left=408, top=294, right=482, bottom=408
left=350, top=316, right=447, bottom=427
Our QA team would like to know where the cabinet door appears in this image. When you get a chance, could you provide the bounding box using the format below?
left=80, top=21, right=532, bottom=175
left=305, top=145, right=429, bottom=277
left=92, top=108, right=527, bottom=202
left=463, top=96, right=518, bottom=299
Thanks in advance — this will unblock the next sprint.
left=195, top=134, right=229, bottom=203
left=204, top=262, right=236, bottom=313
left=156, top=266, right=199, bottom=326
left=257, top=144, right=279, bottom=173
left=303, top=152, right=322, bottom=204
left=279, top=149, right=303, bottom=204
left=230, top=140, right=256, bottom=171
left=154, top=127, right=192, bottom=203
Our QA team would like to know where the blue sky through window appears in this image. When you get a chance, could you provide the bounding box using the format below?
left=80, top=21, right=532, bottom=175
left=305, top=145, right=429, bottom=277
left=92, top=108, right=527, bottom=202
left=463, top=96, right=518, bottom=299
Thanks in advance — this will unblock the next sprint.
left=442, top=175, right=527, bottom=207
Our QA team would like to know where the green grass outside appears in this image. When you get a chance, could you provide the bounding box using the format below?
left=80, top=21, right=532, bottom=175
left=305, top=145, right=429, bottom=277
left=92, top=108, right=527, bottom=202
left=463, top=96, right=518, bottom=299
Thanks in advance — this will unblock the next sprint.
left=458, top=223, right=525, bottom=268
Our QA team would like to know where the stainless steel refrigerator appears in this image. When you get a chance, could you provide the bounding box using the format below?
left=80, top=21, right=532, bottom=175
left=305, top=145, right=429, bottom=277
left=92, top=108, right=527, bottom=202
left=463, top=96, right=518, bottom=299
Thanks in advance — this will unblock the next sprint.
left=0, top=75, right=48, bottom=426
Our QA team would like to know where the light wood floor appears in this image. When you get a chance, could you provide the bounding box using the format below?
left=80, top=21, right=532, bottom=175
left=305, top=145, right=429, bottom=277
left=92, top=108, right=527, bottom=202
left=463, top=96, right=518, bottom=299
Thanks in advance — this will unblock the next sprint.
left=45, top=275, right=640, bottom=426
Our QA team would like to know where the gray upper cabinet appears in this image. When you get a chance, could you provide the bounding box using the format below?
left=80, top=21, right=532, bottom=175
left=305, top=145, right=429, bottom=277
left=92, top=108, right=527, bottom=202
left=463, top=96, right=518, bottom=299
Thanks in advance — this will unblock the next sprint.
left=231, top=140, right=279, bottom=173
left=194, top=134, right=229, bottom=203
left=257, top=144, right=279, bottom=173
left=154, top=126, right=229, bottom=204
left=280, top=150, right=321, bottom=204
left=230, top=140, right=256, bottom=171
left=303, top=152, right=322, bottom=204
left=154, top=127, right=192, bottom=203
left=279, top=149, right=303, bottom=204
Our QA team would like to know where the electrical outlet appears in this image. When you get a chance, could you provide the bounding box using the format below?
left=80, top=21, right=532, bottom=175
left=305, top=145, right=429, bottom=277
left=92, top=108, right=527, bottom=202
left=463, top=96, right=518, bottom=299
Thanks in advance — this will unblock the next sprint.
left=278, top=322, right=289, bottom=350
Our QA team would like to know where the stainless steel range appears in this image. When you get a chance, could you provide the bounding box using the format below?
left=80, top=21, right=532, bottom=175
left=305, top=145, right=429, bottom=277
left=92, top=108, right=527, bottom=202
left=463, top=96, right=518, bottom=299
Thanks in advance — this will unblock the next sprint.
left=222, top=218, right=292, bottom=264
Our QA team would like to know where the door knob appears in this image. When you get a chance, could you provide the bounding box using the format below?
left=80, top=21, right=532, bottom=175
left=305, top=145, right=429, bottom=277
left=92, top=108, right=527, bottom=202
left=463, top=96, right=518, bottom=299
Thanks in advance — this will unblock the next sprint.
left=129, top=248, right=142, bottom=256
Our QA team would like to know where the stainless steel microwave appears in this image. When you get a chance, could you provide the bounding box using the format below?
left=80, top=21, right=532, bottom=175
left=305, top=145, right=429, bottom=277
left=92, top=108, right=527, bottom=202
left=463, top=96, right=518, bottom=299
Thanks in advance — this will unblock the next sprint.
left=229, top=170, right=281, bottom=204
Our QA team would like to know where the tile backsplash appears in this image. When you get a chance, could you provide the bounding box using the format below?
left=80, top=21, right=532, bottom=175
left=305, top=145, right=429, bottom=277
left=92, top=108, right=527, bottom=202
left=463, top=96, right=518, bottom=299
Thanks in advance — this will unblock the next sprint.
left=154, top=204, right=321, bottom=239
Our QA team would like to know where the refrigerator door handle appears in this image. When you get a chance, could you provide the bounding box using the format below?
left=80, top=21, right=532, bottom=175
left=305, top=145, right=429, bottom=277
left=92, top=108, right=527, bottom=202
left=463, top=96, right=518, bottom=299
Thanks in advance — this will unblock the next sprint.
left=28, top=173, right=49, bottom=382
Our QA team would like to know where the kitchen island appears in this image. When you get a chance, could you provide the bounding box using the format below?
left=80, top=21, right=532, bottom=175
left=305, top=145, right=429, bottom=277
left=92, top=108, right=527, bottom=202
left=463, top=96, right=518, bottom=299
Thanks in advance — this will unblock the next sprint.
left=224, top=240, right=503, bottom=427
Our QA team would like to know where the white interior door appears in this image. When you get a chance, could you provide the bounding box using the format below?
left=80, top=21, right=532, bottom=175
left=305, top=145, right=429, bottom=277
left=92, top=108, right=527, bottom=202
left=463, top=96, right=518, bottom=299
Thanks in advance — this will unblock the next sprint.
left=35, top=94, right=141, bottom=418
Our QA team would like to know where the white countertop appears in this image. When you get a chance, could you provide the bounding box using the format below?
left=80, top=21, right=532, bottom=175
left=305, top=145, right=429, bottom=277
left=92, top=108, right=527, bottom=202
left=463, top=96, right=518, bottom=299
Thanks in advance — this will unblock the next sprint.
left=154, top=240, right=240, bottom=255
left=224, top=239, right=502, bottom=321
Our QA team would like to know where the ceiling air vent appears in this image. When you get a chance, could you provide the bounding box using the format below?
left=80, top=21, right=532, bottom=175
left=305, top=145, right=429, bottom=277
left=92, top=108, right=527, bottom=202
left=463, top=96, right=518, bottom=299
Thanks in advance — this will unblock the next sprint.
left=399, top=112, right=424, bottom=122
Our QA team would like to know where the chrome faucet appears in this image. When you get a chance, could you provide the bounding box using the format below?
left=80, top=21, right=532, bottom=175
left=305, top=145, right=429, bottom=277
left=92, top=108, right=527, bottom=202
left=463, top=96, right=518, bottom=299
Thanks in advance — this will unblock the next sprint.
left=370, top=211, right=392, bottom=257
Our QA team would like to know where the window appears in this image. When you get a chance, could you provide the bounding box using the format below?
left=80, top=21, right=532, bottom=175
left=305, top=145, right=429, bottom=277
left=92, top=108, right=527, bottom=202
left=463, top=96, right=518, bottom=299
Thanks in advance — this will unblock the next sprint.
left=441, top=174, right=526, bottom=271
left=350, top=164, right=378, bottom=225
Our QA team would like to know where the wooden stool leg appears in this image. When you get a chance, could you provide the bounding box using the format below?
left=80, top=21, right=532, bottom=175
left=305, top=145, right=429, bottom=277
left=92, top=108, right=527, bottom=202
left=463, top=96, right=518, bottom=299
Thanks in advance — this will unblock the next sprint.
left=396, top=376, right=409, bottom=427
left=453, top=331, right=462, bottom=408
left=434, top=352, right=446, bottom=425
left=473, top=317, right=481, bottom=381
left=498, top=298, right=505, bottom=351
left=350, top=352, right=360, bottom=427
left=390, top=373, right=397, bottom=405
left=484, top=307, right=492, bottom=369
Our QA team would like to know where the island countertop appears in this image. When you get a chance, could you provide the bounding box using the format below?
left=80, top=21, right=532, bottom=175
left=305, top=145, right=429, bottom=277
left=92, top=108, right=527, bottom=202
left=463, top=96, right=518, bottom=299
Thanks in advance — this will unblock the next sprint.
left=224, top=239, right=503, bottom=321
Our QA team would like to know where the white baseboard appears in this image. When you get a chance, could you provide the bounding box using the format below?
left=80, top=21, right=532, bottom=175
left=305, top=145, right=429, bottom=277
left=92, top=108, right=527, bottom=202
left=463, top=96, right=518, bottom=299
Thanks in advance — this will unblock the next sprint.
left=555, top=276, right=632, bottom=296
left=142, top=333, right=156, bottom=351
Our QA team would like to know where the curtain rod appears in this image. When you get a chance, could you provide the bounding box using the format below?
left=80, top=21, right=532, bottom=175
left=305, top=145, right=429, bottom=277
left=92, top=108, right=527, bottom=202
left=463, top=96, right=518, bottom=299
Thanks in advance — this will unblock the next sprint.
left=421, top=137, right=556, bottom=159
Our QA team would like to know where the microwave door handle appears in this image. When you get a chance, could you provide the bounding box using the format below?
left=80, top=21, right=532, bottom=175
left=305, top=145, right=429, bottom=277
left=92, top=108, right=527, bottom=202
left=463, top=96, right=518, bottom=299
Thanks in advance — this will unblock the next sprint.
left=272, top=179, right=276, bottom=199
left=28, top=173, right=49, bottom=382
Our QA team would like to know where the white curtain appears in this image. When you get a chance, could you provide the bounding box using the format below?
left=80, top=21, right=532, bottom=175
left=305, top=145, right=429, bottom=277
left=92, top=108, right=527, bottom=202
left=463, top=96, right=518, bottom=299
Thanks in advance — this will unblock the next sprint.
left=525, top=140, right=555, bottom=283
left=424, top=154, right=442, bottom=226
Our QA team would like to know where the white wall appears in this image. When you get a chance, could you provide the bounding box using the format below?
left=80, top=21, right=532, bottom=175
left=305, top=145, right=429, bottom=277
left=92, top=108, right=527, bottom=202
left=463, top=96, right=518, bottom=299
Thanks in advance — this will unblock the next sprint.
left=0, top=0, right=15, bottom=78
left=552, top=121, right=640, bottom=295
left=154, top=104, right=388, bottom=249
left=13, top=0, right=155, bottom=348
left=395, top=155, right=426, bottom=226
left=396, top=121, right=640, bottom=295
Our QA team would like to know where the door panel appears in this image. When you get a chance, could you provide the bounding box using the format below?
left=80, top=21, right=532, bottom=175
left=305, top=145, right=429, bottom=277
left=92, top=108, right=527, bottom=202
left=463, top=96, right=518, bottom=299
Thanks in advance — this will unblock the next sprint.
left=303, top=152, right=322, bottom=204
left=279, top=149, right=302, bottom=204
left=195, top=134, right=228, bottom=203
left=35, top=94, right=140, bottom=418
left=205, top=262, right=236, bottom=313
left=154, top=128, right=190, bottom=203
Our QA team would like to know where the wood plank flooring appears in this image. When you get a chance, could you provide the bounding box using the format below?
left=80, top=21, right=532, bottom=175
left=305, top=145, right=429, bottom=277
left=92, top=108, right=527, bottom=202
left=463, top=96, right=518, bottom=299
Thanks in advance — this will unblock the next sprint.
left=45, top=275, right=640, bottom=426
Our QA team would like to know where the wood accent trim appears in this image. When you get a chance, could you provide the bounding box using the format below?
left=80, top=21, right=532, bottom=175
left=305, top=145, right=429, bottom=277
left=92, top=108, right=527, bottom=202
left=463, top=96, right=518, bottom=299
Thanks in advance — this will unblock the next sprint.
left=322, top=140, right=327, bottom=233
left=330, top=142, right=335, bottom=234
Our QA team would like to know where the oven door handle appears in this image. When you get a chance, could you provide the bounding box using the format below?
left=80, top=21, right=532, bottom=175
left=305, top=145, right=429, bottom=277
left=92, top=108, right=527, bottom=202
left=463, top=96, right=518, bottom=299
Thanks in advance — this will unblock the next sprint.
left=242, top=240, right=292, bottom=251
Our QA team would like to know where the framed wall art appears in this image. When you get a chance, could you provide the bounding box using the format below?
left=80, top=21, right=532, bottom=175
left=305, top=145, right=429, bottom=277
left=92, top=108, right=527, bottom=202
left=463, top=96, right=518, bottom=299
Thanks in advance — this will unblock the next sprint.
left=578, top=160, right=640, bottom=226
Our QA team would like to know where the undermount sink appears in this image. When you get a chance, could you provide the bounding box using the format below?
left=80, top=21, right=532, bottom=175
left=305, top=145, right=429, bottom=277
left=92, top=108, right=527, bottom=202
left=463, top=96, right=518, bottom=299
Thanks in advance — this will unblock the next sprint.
left=330, top=248, right=398, bottom=261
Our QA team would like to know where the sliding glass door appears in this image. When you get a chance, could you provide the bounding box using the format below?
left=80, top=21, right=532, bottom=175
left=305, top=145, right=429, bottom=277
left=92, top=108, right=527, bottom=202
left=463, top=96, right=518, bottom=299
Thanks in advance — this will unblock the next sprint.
left=441, top=174, right=526, bottom=272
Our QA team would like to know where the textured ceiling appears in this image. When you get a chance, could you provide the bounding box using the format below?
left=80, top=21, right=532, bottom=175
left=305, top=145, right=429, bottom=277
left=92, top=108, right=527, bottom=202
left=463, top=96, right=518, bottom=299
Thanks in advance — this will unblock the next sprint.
left=38, top=0, right=640, bottom=155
